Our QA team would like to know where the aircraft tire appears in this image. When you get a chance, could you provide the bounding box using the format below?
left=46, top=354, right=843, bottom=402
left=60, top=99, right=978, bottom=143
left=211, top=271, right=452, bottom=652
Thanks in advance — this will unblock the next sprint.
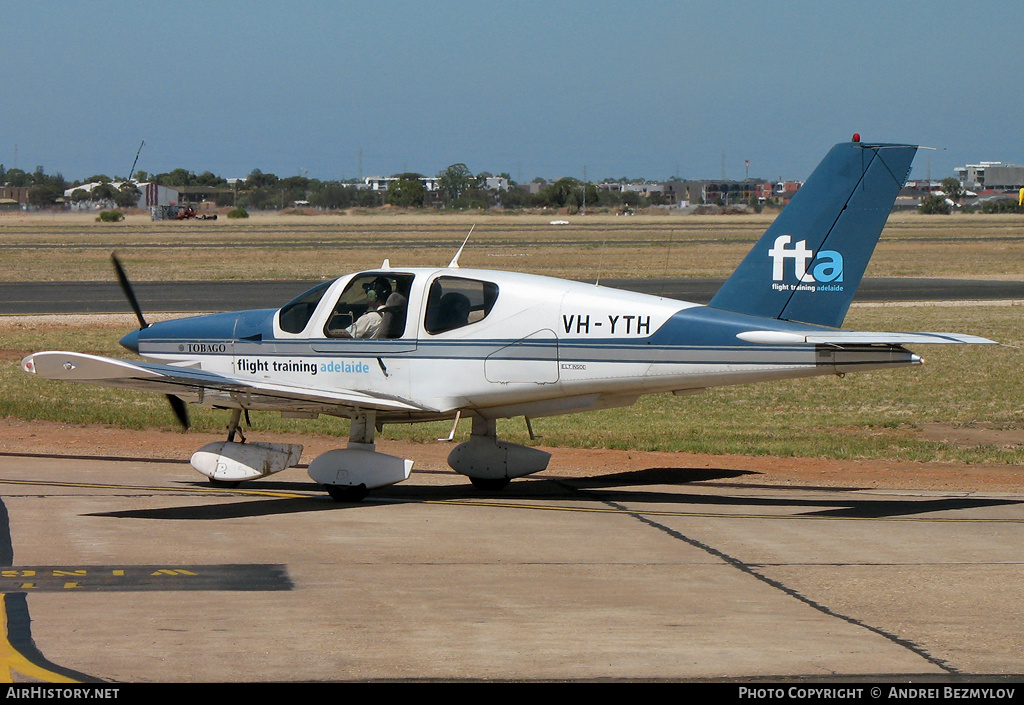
left=324, top=483, right=369, bottom=503
left=469, top=477, right=511, bottom=491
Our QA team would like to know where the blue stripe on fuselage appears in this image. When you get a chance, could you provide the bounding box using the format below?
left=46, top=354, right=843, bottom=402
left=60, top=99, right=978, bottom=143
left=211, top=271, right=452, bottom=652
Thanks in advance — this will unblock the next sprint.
left=130, top=303, right=831, bottom=354
left=646, top=305, right=834, bottom=347
left=132, top=305, right=833, bottom=365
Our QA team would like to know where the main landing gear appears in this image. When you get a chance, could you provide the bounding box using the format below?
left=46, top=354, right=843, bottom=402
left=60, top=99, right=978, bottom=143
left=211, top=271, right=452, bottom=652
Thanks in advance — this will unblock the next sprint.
left=189, top=408, right=412, bottom=501
left=188, top=409, right=551, bottom=502
left=448, top=416, right=551, bottom=490
left=305, top=412, right=551, bottom=500
left=306, top=410, right=413, bottom=502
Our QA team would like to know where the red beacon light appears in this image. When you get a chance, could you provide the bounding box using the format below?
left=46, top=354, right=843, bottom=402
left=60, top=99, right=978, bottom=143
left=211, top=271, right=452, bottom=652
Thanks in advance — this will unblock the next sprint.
left=852, top=133, right=861, bottom=143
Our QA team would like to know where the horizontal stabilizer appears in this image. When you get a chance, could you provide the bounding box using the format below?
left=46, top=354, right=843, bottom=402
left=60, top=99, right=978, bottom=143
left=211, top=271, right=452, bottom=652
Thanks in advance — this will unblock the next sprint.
left=736, top=331, right=997, bottom=346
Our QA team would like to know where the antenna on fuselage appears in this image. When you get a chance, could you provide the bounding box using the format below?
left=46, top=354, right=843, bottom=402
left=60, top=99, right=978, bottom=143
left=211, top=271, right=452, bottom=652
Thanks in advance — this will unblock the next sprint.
left=448, top=225, right=475, bottom=268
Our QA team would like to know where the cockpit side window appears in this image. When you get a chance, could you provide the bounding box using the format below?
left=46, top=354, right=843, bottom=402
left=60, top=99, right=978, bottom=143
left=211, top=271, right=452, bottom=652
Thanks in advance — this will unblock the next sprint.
left=278, top=281, right=332, bottom=334
left=323, top=273, right=413, bottom=339
left=425, top=277, right=499, bottom=334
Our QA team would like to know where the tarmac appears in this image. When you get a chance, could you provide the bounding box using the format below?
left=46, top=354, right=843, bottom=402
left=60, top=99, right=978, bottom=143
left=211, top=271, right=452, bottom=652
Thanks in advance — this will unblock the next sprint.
left=4, top=277, right=1024, bottom=315
left=0, top=450, right=1021, bottom=682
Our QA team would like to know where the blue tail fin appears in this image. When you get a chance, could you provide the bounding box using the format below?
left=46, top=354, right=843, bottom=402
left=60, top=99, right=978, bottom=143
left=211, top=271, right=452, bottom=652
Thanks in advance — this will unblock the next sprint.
left=708, top=139, right=917, bottom=328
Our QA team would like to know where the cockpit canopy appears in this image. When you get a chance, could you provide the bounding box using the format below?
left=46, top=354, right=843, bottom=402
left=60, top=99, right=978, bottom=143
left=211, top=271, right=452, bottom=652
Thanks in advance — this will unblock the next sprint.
left=277, top=271, right=500, bottom=340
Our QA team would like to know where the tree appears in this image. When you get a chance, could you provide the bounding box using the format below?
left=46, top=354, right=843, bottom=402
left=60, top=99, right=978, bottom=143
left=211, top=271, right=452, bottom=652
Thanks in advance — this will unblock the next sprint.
left=91, top=182, right=117, bottom=201
left=940, top=177, right=963, bottom=207
left=354, top=187, right=384, bottom=208
left=919, top=194, right=951, bottom=215
left=387, top=177, right=426, bottom=207
left=278, top=175, right=311, bottom=206
left=438, top=163, right=473, bottom=203
left=159, top=168, right=194, bottom=187
left=114, top=182, right=141, bottom=209
left=28, top=184, right=62, bottom=208
left=195, top=171, right=227, bottom=187
left=242, top=187, right=275, bottom=210
left=499, top=186, right=537, bottom=209
left=621, top=190, right=642, bottom=208
left=3, top=168, right=31, bottom=187
left=245, top=169, right=278, bottom=189
left=540, top=178, right=581, bottom=208
left=310, top=182, right=354, bottom=210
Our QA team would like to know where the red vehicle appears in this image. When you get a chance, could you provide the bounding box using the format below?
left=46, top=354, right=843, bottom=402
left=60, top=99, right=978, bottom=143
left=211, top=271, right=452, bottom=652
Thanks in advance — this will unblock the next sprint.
left=172, top=205, right=217, bottom=220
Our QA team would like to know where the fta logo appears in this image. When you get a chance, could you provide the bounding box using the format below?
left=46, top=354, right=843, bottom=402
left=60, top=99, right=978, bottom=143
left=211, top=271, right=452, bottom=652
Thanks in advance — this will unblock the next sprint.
left=767, top=235, right=844, bottom=284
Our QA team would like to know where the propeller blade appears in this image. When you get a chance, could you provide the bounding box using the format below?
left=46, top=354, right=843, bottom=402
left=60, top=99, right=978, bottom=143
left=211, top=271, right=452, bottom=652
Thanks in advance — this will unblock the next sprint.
left=112, top=254, right=184, bottom=429
left=167, top=394, right=191, bottom=430
left=111, top=253, right=148, bottom=330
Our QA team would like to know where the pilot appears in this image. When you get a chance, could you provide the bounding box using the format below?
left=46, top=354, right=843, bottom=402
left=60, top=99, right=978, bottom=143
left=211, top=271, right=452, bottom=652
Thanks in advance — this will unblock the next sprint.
left=339, top=277, right=392, bottom=338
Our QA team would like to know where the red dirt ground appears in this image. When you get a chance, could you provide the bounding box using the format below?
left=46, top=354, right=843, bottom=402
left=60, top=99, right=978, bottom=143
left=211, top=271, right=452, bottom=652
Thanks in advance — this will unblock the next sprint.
left=2, top=417, right=1021, bottom=493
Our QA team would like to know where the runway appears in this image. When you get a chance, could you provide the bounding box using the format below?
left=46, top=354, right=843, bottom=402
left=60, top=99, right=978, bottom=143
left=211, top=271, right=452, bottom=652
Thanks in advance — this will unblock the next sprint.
left=0, top=450, right=1021, bottom=682
left=3, top=277, right=1024, bottom=315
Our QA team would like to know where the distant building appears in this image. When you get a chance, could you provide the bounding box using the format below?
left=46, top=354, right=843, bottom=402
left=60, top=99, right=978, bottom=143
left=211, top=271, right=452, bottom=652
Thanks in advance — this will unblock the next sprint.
left=904, top=180, right=945, bottom=193
left=772, top=181, right=804, bottom=206
left=176, top=185, right=230, bottom=205
left=895, top=180, right=947, bottom=210
left=0, top=186, right=30, bottom=208
left=955, top=162, right=1024, bottom=191
left=364, top=175, right=440, bottom=192
left=63, top=181, right=179, bottom=209
left=141, top=183, right=180, bottom=207
left=659, top=180, right=774, bottom=206
left=660, top=181, right=688, bottom=206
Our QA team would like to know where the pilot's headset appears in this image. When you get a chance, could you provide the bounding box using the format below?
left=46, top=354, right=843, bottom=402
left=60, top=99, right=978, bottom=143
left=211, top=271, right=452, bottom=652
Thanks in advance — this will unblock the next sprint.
left=364, top=277, right=392, bottom=304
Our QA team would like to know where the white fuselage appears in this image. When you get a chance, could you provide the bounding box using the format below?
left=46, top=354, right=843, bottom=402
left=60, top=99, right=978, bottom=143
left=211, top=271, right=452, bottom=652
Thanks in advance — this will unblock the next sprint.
left=134, top=267, right=919, bottom=423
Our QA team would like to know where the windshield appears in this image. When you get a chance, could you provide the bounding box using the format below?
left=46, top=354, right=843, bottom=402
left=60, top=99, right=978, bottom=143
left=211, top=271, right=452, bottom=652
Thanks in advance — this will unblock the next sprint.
left=278, top=281, right=332, bottom=334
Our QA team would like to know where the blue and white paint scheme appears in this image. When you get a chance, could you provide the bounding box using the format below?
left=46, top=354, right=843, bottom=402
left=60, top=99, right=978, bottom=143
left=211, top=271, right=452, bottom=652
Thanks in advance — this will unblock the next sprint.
left=21, top=137, right=996, bottom=500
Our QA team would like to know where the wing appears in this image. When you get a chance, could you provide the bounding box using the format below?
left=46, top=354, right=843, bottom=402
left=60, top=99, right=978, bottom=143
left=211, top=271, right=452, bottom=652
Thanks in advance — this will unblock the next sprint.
left=736, top=331, right=998, bottom=345
left=21, top=351, right=436, bottom=415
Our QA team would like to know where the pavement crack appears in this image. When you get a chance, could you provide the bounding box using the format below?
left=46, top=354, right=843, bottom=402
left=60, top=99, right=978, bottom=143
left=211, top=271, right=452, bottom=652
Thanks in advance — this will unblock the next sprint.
left=598, top=495, right=959, bottom=675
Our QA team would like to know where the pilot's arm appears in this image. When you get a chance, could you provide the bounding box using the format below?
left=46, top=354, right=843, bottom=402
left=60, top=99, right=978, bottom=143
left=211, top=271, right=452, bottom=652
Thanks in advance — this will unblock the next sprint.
left=342, top=310, right=383, bottom=338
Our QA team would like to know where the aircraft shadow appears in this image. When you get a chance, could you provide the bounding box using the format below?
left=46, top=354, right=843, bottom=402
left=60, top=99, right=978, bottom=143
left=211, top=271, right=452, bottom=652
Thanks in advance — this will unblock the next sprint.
left=0, top=450, right=192, bottom=465
left=83, top=465, right=1021, bottom=522
left=541, top=467, right=1022, bottom=519
left=90, top=496, right=340, bottom=521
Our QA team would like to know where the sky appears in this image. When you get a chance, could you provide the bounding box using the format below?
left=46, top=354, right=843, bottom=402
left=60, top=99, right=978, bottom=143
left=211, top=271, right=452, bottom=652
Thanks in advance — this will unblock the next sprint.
left=1, top=0, right=1021, bottom=185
